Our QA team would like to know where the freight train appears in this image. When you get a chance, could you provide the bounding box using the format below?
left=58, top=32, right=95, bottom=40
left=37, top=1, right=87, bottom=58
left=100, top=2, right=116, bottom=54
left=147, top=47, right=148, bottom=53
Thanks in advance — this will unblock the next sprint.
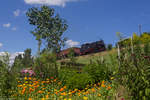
left=58, top=40, right=106, bottom=58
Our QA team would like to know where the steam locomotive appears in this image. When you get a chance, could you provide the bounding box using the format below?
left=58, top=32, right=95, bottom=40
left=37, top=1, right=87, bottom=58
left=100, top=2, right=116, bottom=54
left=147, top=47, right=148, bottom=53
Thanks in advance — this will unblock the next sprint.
left=58, top=40, right=106, bottom=58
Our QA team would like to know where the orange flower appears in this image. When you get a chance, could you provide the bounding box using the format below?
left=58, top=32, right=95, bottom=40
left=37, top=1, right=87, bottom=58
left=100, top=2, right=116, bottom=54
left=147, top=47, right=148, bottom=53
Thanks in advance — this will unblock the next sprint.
left=54, top=79, right=57, bottom=82
left=102, top=80, right=105, bottom=84
left=101, top=84, right=106, bottom=87
left=28, top=98, right=32, bottom=100
left=46, top=95, right=49, bottom=99
left=21, top=89, right=26, bottom=94
left=59, top=88, right=64, bottom=92
left=71, top=91, right=75, bottom=94
left=91, top=88, right=96, bottom=92
left=38, top=90, right=43, bottom=93
left=98, top=93, right=101, bottom=96
left=63, top=86, right=67, bottom=89
left=78, top=92, right=81, bottom=96
left=60, top=92, right=67, bottom=96
left=55, top=91, right=58, bottom=95
left=107, top=86, right=112, bottom=90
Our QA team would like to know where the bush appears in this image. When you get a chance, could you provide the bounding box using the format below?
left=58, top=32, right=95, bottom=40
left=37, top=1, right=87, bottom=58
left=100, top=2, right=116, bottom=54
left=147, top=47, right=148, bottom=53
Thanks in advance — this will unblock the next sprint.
left=117, top=42, right=150, bottom=100
left=58, top=68, right=77, bottom=85
left=83, top=61, right=111, bottom=83
left=66, top=73, right=93, bottom=90
left=107, top=44, right=113, bottom=50
left=0, top=53, right=18, bottom=98
left=33, top=52, right=58, bottom=79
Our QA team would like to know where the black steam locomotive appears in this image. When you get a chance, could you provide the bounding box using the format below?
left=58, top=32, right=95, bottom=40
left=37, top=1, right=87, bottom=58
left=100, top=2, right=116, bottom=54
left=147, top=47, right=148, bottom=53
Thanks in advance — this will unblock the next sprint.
left=58, top=40, right=106, bottom=58
left=80, top=40, right=106, bottom=55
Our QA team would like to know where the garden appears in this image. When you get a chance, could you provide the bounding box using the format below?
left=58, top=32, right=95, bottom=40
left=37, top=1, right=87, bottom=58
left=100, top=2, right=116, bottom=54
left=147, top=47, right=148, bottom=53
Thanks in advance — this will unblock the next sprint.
left=1, top=5, right=150, bottom=100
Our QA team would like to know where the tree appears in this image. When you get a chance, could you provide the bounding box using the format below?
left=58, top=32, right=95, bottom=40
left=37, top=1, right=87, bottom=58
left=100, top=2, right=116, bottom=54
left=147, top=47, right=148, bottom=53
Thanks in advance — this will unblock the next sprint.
left=22, top=48, right=33, bottom=68
left=26, top=6, right=68, bottom=54
left=107, top=44, right=113, bottom=50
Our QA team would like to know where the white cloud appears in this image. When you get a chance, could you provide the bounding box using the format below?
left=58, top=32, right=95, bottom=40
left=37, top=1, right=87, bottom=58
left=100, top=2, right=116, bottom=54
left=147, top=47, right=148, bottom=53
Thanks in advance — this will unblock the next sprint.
left=24, top=0, right=79, bottom=7
left=0, top=43, right=3, bottom=48
left=66, top=40, right=80, bottom=47
left=3, top=23, right=11, bottom=28
left=12, top=27, right=17, bottom=31
left=13, top=9, right=20, bottom=17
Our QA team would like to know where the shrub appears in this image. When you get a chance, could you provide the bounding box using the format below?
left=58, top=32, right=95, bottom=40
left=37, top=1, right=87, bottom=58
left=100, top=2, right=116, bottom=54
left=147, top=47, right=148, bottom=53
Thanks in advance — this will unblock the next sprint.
left=66, top=73, right=93, bottom=90
left=58, top=68, right=77, bottom=85
left=107, top=44, right=113, bottom=50
left=33, top=52, right=58, bottom=79
left=117, top=42, right=150, bottom=100
left=83, top=61, right=111, bottom=83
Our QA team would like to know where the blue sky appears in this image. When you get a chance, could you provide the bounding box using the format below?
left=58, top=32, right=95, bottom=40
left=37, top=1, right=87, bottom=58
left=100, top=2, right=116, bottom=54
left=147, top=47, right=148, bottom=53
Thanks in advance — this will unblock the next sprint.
left=1, top=0, right=150, bottom=55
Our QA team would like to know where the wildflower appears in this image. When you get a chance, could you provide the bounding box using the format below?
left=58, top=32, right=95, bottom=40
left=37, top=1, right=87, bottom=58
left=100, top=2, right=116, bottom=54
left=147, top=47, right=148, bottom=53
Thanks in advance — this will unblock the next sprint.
left=28, top=77, right=32, bottom=80
left=102, top=80, right=105, bottom=84
left=68, top=98, right=72, bottom=100
left=74, top=89, right=78, bottom=91
left=41, top=98, right=45, bottom=100
left=91, top=88, right=96, bottom=92
left=54, top=79, right=57, bottom=82
left=64, top=98, right=67, bottom=100
left=101, top=84, right=106, bottom=87
left=38, top=90, right=43, bottom=93
left=71, top=91, right=75, bottom=93
left=28, top=98, right=32, bottom=100
left=98, top=93, right=101, bottom=96
left=83, top=96, right=88, bottom=100
left=46, top=95, right=49, bottom=99
left=59, top=88, right=64, bottom=92
left=63, top=86, right=67, bottom=89
left=55, top=91, right=58, bottom=95
left=60, top=92, right=67, bottom=96
left=78, top=92, right=81, bottom=96
left=107, top=86, right=112, bottom=90
left=24, top=77, right=27, bottom=80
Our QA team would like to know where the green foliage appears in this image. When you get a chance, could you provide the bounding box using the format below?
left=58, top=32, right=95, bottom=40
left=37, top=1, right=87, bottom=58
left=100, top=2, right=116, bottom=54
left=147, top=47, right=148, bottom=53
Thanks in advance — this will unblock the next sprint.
left=66, top=73, right=93, bottom=90
left=12, top=48, right=33, bottom=73
left=68, top=48, right=77, bottom=64
left=83, top=60, right=111, bottom=83
left=107, top=44, right=113, bottom=51
left=117, top=42, right=150, bottom=100
left=140, top=32, right=150, bottom=43
left=22, top=48, right=33, bottom=68
left=26, top=5, right=68, bottom=53
left=33, top=52, right=58, bottom=79
left=58, top=68, right=77, bottom=85
left=0, top=53, right=18, bottom=98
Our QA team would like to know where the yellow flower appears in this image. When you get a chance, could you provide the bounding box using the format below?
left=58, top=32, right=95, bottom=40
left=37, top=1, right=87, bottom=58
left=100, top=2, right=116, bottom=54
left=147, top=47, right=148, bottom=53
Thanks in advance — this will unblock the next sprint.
left=24, top=77, right=27, bottom=80
left=41, top=98, right=45, bottom=100
left=59, top=96, right=63, bottom=99
left=68, top=98, right=72, bottom=100
left=64, top=98, right=67, bottom=100
left=111, top=77, right=114, bottom=80
left=83, top=96, right=88, bottom=100
left=98, top=93, right=101, bottom=96
left=28, top=77, right=31, bottom=80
